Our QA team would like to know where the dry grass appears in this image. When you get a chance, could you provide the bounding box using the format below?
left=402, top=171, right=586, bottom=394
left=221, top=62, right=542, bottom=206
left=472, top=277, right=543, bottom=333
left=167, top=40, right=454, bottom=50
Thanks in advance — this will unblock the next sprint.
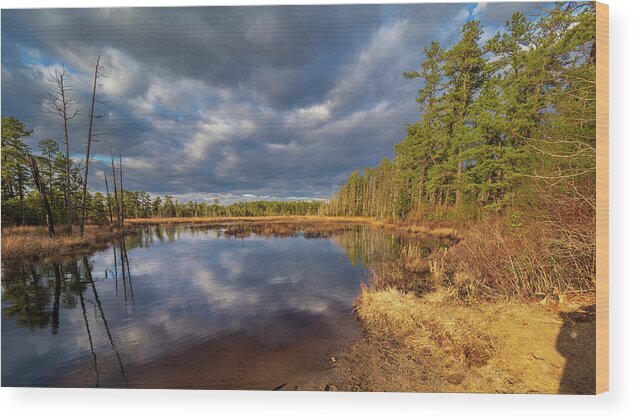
left=364, top=241, right=450, bottom=296
left=352, top=286, right=596, bottom=393
left=125, top=216, right=460, bottom=239
left=126, top=215, right=372, bottom=225
left=399, top=243, right=428, bottom=272
left=442, top=217, right=595, bottom=299
left=369, top=218, right=458, bottom=239
left=358, top=213, right=595, bottom=301
left=1, top=225, right=124, bottom=261
left=353, top=240, right=597, bottom=393
left=356, top=287, right=496, bottom=368
left=221, top=220, right=354, bottom=239
left=365, top=260, right=417, bottom=291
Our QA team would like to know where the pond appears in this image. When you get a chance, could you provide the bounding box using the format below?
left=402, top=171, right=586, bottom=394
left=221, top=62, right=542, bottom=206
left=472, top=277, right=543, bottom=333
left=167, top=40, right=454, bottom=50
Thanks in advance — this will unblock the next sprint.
left=1, top=223, right=446, bottom=389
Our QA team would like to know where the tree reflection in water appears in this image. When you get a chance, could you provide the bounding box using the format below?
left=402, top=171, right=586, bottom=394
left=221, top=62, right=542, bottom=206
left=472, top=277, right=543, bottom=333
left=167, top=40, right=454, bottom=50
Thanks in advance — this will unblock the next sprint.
left=2, top=224, right=450, bottom=388
left=2, top=239, right=134, bottom=387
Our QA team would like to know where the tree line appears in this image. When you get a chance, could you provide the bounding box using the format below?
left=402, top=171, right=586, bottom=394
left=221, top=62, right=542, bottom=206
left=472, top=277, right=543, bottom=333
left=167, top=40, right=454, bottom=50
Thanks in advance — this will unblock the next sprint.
left=1, top=119, right=322, bottom=226
left=321, top=2, right=596, bottom=223
left=1, top=117, right=321, bottom=226
left=104, top=194, right=322, bottom=219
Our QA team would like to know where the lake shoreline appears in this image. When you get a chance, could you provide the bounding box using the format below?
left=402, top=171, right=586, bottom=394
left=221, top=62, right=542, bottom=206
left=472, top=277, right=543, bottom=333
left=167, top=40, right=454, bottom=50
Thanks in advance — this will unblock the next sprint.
left=2, top=217, right=596, bottom=393
left=1, top=225, right=126, bottom=262
left=327, top=216, right=596, bottom=394
left=2, top=216, right=458, bottom=261
left=125, top=217, right=596, bottom=393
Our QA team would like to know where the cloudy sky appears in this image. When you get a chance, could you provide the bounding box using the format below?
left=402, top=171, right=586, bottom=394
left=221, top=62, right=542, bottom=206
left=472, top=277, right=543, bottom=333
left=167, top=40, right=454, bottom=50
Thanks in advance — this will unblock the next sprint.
left=1, top=2, right=549, bottom=203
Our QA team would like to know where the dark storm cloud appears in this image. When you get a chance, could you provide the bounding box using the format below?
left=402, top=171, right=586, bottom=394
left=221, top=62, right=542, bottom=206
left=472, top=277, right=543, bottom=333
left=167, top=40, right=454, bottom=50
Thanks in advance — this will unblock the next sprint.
left=1, top=3, right=551, bottom=203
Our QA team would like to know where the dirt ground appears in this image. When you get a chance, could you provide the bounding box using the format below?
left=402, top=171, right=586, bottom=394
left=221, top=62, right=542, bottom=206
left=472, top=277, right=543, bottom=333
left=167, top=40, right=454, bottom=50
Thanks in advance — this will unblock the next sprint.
left=321, top=298, right=596, bottom=394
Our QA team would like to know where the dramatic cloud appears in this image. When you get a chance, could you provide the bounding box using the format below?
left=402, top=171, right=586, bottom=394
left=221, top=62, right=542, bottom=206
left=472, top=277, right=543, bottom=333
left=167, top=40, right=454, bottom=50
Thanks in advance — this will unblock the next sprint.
left=1, top=3, right=550, bottom=203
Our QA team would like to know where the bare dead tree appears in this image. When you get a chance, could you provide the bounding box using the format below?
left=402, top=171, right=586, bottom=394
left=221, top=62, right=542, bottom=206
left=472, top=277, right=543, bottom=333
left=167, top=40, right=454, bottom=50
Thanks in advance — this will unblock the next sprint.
left=28, top=154, right=55, bottom=237
left=79, top=57, right=101, bottom=237
left=43, top=65, right=81, bottom=233
left=110, top=148, right=121, bottom=227
left=119, top=152, right=125, bottom=225
left=104, top=171, right=113, bottom=225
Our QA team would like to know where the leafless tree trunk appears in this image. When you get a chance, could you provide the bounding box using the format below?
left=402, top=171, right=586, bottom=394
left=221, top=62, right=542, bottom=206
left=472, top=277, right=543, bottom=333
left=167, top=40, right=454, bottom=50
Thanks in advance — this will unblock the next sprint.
left=17, top=166, right=25, bottom=225
left=119, top=152, right=125, bottom=225
left=28, top=154, right=55, bottom=237
left=43, top=65, right=81, bottom=234
left=104, top=171, right=113, bottom=225
left=110, top=149, right=121, bottom=226
left=80, top=57, right=101, bottom=237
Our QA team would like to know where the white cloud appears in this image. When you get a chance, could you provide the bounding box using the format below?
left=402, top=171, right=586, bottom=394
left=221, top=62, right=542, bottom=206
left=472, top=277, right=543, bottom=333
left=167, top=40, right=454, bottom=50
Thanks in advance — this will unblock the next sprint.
left=185, top=115, right=257, bottom=161
left=473, top=2, right=488, bottom=17
left=99, top=49, right=141, bottom=99
left=327, top=20, right=412, bottom=113
left=284, top=103, right=332, bottom=128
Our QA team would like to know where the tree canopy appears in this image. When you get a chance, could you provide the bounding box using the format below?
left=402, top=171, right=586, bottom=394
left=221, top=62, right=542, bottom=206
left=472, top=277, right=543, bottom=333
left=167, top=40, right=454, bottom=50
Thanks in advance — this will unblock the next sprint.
left=322, top=3, right=596, bottom=223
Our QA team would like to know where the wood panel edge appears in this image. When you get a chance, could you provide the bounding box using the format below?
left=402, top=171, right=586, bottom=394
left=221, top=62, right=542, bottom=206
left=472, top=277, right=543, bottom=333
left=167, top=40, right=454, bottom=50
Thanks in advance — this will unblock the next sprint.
left=595, top=0, right=609, bottom=395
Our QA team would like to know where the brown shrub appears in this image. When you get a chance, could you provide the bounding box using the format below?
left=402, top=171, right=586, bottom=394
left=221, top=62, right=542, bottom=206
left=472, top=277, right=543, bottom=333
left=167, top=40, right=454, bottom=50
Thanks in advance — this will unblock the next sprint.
left=443, top=215, right=595, bottom=299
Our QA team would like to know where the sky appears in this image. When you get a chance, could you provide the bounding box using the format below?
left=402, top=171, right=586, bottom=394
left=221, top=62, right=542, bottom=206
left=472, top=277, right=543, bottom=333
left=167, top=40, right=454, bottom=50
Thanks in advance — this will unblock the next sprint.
left=1, top=2, right=550, bottom=204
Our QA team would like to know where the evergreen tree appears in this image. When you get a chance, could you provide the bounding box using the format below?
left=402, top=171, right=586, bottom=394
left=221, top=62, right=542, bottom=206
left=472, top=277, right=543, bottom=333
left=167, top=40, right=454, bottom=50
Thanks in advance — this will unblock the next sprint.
left=329, top=3, right=596, bottom=225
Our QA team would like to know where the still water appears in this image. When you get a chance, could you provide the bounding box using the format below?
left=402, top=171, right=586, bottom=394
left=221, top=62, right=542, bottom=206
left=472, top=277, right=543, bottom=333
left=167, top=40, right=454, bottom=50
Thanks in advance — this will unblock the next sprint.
left=2, top=224, right=441, bottom=389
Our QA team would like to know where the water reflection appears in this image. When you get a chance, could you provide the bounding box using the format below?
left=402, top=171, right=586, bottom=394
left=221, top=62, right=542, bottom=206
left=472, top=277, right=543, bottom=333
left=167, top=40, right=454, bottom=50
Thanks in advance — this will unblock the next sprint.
left=2, top=224, right=445, bottom=388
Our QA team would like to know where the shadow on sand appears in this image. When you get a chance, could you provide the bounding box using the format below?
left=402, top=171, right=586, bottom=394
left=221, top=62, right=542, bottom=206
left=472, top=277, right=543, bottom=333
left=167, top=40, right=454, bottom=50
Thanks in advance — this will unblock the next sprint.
left=556, top=305, right=596, bottom=394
